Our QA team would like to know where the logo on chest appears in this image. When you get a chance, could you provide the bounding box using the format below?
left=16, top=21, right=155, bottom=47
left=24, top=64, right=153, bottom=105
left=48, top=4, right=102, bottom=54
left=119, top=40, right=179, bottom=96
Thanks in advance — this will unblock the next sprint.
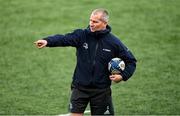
left=83, top=43, right=88, bottom=49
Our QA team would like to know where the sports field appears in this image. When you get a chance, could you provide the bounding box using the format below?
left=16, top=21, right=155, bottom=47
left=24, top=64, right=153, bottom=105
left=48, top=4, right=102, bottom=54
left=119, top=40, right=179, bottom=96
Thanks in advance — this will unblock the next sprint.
left=0, top=0, right=179, bottom=115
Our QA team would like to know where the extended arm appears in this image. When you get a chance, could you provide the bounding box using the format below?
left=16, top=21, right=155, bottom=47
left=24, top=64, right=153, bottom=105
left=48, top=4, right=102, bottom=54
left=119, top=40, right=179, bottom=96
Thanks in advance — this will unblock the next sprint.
left=34, top=29, right=83, bottom=48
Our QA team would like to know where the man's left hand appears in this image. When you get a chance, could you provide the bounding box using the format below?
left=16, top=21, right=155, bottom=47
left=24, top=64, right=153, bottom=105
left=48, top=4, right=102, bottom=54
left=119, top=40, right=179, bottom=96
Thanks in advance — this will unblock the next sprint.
left=109, top=74, right=123, bottom=83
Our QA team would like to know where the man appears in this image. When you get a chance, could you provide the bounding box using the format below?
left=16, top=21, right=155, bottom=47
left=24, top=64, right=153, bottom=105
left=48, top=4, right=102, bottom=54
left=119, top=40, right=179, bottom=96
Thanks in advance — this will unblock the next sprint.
left=34, top=8, right=136, bottom=116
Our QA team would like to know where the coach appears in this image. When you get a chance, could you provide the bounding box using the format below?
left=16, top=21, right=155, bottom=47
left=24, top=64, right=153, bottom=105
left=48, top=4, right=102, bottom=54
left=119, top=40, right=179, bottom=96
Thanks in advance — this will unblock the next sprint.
left=34, top=8, right=137, bottom=116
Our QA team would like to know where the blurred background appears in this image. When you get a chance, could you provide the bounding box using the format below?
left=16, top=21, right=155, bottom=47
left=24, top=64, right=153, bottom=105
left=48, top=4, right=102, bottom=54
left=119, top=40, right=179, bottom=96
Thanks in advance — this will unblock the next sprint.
left=0, top=0, right=179, bottom=115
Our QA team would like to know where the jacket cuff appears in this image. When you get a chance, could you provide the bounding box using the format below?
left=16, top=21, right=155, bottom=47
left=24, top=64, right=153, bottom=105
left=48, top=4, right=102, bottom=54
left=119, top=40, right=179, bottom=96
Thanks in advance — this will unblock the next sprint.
left=121, top=72, right=128, bottom=81
left=43, top=38, right=51, bottom=47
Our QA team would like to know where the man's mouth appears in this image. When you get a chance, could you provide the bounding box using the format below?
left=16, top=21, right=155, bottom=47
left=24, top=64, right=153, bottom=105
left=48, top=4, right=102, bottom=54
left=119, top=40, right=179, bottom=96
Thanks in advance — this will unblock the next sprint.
left=90, top=26, right=95, bottom=31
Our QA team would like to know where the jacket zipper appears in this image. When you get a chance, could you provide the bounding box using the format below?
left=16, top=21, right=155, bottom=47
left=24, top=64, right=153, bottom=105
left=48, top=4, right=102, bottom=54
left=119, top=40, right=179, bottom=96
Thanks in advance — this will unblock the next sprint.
left=91, top=34, right=99, bottom=85
left=93, top=42, right=99, bottom=66
left=92, top=42, right=99, bottom=80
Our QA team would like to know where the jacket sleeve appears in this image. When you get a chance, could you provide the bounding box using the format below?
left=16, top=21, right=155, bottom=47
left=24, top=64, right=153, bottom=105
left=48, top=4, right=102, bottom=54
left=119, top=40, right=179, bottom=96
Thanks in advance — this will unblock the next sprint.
left=116, top=41, right=137, bottom=81
left=43, top=29, right=83, bottom=47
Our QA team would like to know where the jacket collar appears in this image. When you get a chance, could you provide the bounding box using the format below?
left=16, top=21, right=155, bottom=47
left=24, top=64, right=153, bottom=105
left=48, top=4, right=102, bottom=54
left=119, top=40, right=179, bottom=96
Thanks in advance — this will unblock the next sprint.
left=86, top=25, right=111, bottom=36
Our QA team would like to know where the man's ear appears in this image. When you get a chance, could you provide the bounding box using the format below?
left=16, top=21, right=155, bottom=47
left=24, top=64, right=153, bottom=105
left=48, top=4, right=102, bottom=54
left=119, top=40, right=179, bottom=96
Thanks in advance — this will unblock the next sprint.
left=103, top=21, right=108, bottom=27
left=104, top=21, right=108, bottom=25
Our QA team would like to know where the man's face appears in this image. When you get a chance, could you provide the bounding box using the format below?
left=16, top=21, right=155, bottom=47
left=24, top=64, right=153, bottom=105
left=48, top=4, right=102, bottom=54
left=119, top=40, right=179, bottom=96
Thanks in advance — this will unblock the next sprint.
left=89, top=13, right=107, bottom=32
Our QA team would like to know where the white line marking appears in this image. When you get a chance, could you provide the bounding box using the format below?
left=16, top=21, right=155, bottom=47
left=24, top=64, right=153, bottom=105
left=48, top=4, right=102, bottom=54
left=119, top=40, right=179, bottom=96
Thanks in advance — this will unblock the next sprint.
left=58, top=110, right=90, bottom=116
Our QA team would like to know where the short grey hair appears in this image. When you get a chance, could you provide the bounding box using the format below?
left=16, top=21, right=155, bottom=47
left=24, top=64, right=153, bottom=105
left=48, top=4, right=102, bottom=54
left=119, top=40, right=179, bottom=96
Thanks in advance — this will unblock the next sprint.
left=91, top=8, right=109, bottom=22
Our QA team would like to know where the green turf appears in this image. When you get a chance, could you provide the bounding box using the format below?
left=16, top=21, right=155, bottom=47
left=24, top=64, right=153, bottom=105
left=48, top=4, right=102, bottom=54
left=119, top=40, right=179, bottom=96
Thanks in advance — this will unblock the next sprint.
left=0, top=0, right=180, bottom=115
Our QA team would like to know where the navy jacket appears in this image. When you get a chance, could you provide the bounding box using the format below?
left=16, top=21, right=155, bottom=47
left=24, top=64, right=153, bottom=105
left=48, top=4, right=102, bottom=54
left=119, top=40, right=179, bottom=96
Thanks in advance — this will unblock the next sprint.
left=44, top=25, right=137, bottom=89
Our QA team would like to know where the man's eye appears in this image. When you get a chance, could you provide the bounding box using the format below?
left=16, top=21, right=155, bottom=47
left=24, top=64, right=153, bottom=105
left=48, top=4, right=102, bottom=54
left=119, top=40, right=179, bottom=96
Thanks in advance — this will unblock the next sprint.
left=90, top=20, right=99, bottom=23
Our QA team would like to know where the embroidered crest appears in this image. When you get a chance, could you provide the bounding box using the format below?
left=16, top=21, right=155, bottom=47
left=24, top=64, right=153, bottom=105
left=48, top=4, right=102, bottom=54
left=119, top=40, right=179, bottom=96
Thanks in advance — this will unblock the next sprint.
left=83, top=43, right=88, bottom=49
